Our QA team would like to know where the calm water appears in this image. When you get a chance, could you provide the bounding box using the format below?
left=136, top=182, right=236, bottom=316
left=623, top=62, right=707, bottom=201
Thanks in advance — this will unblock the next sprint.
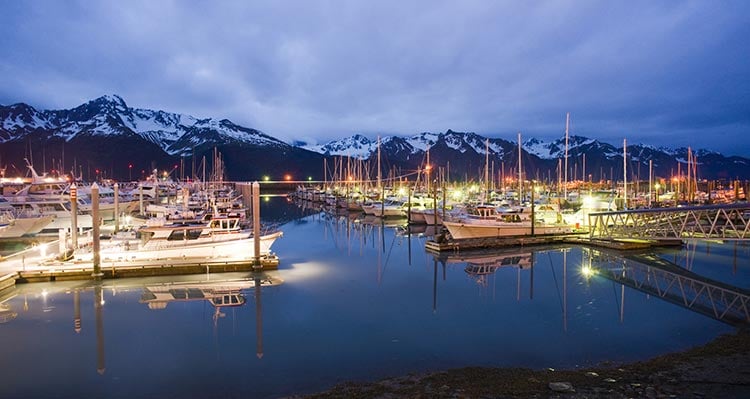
left=1, top=197, right=748, bottom=398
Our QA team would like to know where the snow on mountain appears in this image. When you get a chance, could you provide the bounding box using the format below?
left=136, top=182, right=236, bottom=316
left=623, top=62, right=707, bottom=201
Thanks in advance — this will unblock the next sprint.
left=0, top=95, right=287, bottom=155
left=302, top=134, right=375, bottom=159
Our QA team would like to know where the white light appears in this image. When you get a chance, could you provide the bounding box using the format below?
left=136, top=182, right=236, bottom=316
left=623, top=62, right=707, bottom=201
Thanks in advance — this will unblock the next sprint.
left=581, top=265, right=595, bottom=278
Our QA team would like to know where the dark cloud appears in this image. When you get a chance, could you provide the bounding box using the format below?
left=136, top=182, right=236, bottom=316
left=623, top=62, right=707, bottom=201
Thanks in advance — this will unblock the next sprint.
left=1, top=0, right=748, bottom=155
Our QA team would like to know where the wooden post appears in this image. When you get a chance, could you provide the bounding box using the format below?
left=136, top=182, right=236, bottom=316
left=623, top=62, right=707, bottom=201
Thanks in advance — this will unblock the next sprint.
left=92, top=183, right=102, bottom=279
left=253, top=181, right=261, bottom=268
left=113, top=182, right=119, bottom=233
left=139, top=184, right=144, bottom=216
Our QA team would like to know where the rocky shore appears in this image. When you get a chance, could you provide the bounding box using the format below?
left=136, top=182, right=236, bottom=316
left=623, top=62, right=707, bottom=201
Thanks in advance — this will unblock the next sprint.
left=298, top=329, right=750, bottom=398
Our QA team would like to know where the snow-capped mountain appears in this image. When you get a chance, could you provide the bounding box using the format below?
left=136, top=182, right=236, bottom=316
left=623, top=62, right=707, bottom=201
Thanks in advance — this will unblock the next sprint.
left=0, top=95, right=322, bottom=181
left=2, top=95, right=748, bottom=180
left=0, top=94, right=288, bottom=156
left=301, top=130, right=750, bottom=180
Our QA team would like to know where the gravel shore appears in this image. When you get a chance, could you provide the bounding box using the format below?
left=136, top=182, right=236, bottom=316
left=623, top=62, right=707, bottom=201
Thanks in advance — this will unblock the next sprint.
left=296, top=329, right=750, bottom=398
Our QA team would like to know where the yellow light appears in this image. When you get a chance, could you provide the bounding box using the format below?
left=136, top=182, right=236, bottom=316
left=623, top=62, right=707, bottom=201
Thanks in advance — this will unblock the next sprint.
left=581, top=265, right=595, bottom=278
left=263, top=176, right=270, bottom=181
left=452, top=190, right=463, bottom=200
left=397, top=187, right=406, bottom=196
left=654, top=183, right=661, bottom=190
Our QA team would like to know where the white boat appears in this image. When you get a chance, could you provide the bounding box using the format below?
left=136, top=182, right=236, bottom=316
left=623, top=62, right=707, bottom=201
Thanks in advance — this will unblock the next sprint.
left=443, top=204, right=572, bottom=239
left=75, top=216, right=282, bottom=262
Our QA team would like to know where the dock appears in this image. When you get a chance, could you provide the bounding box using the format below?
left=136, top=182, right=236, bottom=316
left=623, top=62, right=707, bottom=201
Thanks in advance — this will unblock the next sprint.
left=425, top=233, right=683, bottom=253
left=0, top=240, right=279, bottom=290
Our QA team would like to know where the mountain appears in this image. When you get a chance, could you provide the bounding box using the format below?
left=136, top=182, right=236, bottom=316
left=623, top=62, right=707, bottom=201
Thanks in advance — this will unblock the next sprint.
left=2, top=95, right=748, bottom=182
left=303, top=131, right=750, bottom=181
left=0, top=95, right=324, bottom=181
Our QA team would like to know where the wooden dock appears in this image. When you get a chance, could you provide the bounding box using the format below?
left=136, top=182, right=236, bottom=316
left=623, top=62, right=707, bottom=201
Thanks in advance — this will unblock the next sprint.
left=1, top=255, right=279, bottom=286
left=425, top=233, right=683, bottom=253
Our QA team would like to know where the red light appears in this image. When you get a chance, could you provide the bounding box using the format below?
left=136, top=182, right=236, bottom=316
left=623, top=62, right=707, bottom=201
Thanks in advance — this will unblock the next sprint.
left=284, top=174, right=292, bottom=181
left=129, top=164, right=133, bottom=168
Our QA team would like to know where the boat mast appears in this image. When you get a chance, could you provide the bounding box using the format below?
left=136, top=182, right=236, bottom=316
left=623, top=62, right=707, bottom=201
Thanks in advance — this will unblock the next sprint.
left=518, top=132, right=522, bottom=203
left=485, top=138, right=489, bottom=202
left=564, top=112, right=569, bottom=200
left=377, top=135, right=381, bottom=192
left=623, top=138, right=627, bottom=209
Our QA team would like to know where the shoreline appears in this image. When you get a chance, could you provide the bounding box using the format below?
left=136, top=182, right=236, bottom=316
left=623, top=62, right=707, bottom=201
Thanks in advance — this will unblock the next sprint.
left=298, top=329, right=750, bottom=398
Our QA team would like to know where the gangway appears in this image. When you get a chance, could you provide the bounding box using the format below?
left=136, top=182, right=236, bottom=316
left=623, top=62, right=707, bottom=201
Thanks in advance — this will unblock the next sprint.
left=588, top=203, right=750, bottom=241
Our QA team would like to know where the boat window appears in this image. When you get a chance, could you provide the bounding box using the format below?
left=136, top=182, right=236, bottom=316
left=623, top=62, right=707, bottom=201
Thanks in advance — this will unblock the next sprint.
left=167, top=230, right=185, bottom=241
left=231, top=295, right=239, bottom=304
left=187, top=229, right=201, bottom=240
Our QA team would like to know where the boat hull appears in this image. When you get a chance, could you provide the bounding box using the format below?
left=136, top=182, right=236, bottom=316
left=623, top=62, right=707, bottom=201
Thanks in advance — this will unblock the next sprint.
left=76, top=231, right=283, bottom=262
left=443, top=221, right=572, bottom=240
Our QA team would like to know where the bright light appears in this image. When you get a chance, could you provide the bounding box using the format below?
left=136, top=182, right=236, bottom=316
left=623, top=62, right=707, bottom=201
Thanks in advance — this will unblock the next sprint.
left=308, top=177, right=312, bottom=181
left=654, top=183, right=661, bottom=190
left=397, top=187, right=406, bottom=196
left=451, top=190, right=463, bottom=200
left=581, top=265, right=596, bottom=279
left=263, top=176, right=270, bottom=181
left=284, top=174, right=292, bottom=181
left=582, top=195, right=595, bottom=209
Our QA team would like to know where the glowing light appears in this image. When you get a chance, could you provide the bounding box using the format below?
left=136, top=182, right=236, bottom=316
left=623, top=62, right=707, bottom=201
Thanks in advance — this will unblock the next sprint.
left=581, top=265, right=596, bottom=279
left=263, top=176, right=270, bottom=181
left=284, top=174, right=292, bottom=181
left=451, top=190, right=463, bottom=200
left=582, top=195, right=595, bottom=209
left=397, top=187, right=406, bottom=196
left=307, top=177, right=312, bottom=181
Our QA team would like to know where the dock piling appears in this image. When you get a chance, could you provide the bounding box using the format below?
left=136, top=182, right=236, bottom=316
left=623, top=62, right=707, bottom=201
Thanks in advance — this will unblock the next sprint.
left=92, top=183, right=102, bottom=279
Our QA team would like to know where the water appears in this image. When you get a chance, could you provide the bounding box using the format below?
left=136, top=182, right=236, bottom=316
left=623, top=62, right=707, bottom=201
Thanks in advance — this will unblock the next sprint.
left=0, top=197, right=748, bottom=398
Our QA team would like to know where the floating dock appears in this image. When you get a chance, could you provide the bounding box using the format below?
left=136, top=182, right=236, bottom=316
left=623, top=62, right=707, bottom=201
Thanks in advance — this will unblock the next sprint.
left=425, top=233, right=683, bottom=253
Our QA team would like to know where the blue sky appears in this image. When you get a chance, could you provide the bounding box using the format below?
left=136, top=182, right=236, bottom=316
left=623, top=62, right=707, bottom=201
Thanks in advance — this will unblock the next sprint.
left=1, top=1, right=749, bottom=155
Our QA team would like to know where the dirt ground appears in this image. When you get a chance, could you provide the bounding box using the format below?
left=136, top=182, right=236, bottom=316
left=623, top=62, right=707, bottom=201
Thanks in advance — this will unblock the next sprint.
left=294, top=329, right=750, bottom=398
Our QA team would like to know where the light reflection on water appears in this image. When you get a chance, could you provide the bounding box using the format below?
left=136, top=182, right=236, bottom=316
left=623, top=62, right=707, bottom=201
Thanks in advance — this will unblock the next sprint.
left=0, top=197, right=748, bottom=398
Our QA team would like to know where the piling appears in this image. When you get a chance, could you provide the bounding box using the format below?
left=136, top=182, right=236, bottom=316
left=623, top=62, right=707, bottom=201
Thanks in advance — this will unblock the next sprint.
left=70, top=183, right=78, bottom=249
left=113, top=183, right=119, bottom=233
left=92, top=183, right=102, bottom=279
left=139, top=184, right=144, bottom=215
left=253, top=181, right=261, bottom=268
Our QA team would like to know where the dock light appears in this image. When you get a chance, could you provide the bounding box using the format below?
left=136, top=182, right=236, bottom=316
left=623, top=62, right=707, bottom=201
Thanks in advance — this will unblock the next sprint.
left=285, top=174, right=292, bottom=181
left=263, top=176, right=270, bottom=181
left=397, top=187, right=406, bottom=196
left=308, top=177, right=312, bottom=181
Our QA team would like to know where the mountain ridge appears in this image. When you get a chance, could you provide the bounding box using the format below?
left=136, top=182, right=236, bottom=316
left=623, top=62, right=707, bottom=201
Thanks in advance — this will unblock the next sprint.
left=1, top=95, right=748, bottom=181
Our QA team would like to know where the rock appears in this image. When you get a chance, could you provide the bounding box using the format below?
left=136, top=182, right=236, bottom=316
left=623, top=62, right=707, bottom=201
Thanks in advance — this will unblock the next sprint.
left=604, top=378, right=617, bottom=383
left=548, top=382, right=575, bottom=393
left=585, top=371, right=599, bottom=377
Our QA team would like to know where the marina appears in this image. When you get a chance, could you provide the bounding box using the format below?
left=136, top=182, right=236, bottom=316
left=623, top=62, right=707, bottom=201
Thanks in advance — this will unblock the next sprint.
left=0, top=196, right=748, bottom=398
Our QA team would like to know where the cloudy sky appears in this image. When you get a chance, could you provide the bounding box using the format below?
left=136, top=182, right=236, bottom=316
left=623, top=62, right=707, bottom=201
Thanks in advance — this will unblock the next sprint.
left=1, top=1, right=748, bottom=155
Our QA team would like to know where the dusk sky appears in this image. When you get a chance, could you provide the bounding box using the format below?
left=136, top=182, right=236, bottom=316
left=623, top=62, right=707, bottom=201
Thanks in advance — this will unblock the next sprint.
left=1, top=1, right=749, bottom=155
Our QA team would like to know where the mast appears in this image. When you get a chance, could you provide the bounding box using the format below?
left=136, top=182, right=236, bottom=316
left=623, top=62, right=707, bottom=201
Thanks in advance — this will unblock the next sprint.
left=518, top=132, right=523, bottom=203
left=377, top=135, right=381, bottom=191
left=485, top=139, right=489, bottom=201
left=564, top=112, right=569, bottom=200
left=623, top=138, right=627, bottom=209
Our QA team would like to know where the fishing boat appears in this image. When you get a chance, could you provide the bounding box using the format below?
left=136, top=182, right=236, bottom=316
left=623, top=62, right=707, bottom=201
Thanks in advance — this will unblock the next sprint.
left=75, top=215, right=282, bottom=262
left=442, top=204, right=572, bottom=239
